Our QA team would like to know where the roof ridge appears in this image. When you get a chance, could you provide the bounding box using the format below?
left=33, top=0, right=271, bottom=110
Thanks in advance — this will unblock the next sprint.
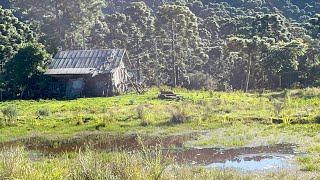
left=58, top=49, right=126, bottom=52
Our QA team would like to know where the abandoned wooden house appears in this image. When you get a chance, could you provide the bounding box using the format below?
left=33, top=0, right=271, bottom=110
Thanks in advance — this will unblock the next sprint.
left=45, top=49, right=129, bottom=98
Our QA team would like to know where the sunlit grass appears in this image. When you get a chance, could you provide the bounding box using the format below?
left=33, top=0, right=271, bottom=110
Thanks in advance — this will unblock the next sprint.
left=0, top=87, right=319, bottom=141
left=0, top=87, right=319, bottom=177
left=0, top=146, right=310, bottom=180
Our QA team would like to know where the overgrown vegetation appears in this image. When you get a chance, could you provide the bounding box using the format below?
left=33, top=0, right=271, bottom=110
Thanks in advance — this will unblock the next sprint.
left=0, top=88, right=318, bottom=178
left=1, top=105, right=18, bottom=126
left=0, top=146, right=311, bottom=180
left=1, top=1, right=320, bottom=98
left=0, top=88, right=319, bottom=139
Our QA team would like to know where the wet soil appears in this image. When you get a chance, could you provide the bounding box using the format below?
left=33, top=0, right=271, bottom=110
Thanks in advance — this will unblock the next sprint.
left=0, top=133, right=195, bottom=154
left=0, top=134, right=298, bottom=171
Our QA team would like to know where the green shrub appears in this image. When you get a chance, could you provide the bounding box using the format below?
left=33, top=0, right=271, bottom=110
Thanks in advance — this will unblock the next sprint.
left=129, top=99, right=136, bottom=105
left=101, top=106, right=107, bottom=113
left=37, top=108, right=51, bottom=117
left=314, top=115, right=320, bottom=124
left=284, top=89, right=291, bottom=104
left=1, top=105, right=18, bottom=124
left=102, top=109, right=116, bottom=124
left=136, top=105, right=145, bottom=120
left=170, top=106, right=191, bottom=124
left=95, top=122, right=106, bottom=130
left=186, top=72, right=217, bottom=90
left=0, top=147, right=27, bottom=178
left=273, top=100, right=284, bottom=117
left=140, top=113, right=154, bottom=127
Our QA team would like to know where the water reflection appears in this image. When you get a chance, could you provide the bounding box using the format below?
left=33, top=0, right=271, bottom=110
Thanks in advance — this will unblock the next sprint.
left=207, top=153, right=294, bottom=171
left=165, top=144, right=297, bottom=171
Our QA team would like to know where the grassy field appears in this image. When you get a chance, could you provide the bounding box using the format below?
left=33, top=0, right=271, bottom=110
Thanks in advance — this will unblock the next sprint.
left=0, top=87, right=320, bottom=179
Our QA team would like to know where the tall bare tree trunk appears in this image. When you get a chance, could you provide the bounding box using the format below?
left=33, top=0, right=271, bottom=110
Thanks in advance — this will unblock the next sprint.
left=279, top=74, right=282, bottom=89
left=171, top=20, right=176, bottom=88
left=245, top=52, right=252, bottom=93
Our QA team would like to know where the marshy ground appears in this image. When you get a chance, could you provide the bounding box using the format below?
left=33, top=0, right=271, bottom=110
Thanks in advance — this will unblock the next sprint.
left=0, top=87, right=319, bottom=179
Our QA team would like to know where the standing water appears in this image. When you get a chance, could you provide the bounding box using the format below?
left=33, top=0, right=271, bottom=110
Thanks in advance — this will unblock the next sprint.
left=165, top=144, right=297, bottom=172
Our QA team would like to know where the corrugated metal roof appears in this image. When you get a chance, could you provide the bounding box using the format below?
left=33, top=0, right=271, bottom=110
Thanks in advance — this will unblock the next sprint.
left=45, top=49, right=126, bottom=75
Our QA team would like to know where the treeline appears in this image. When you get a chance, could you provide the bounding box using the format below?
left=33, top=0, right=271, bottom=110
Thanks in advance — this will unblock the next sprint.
left=0, top=0, right=320, bottom=98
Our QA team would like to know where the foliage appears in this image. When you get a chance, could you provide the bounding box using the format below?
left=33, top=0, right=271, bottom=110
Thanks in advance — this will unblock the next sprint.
left=170, top=105, right=192, bottom=124
left=37, top=108, right=51, bottom=117
left=3, top=0, right=320, bottom=91
left=1, top=43, right=51, bottom=99
left=187, top=72, right=217, bottom=90
left=136, top=105, right=145, bottom=120
left=0, top=146, right=283, bottom=179
left=1, top=105, right=18, bottom=125
left=10, top=0, right=106, bottom=51
left=0, top=6, right=35, bottom=63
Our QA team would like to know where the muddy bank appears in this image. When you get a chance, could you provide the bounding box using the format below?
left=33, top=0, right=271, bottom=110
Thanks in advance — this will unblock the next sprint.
left=0, top=134, right=299, bottom=172
left=0, top=133, right=197, bottom=154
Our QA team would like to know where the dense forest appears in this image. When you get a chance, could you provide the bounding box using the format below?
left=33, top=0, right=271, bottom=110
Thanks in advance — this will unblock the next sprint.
left=0, top=0, right=320, bottom=98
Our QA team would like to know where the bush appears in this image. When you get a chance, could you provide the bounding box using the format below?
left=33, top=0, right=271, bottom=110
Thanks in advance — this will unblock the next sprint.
left=129, top=99, right=136, bottom=105
left=170, top=106, right=191, bottom=124
left=273, top=100, right=284, bottom=117
left=102, top=112, right=116, bottom=124
left=95, top=122, right=106, bottom=130
left=1, top=105, right=18, bottom=124
left=136, top=105, right=145, bottom=120
left=37, top=108, right=51, bottom=117
left=314, top=115, right=320, bottom=124
left=186, top=72, right=217, bottom=90
left=101, top=106, right=107, bottom=113
left=100, top=108, right=117, bottom=124
left=0, top=147, right=27, bottom=178
left=140, top=113, right=154, bottom=127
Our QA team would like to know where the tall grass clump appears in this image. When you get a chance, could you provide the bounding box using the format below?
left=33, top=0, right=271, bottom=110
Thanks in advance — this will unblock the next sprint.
left=313, top=114, right=320, bottom=124
left=129, top=99, right=136, bottom=105
left=284, top=89, right=291, bottom=104
left=70, top=149, right=114, bottom=179
left=101, top=106, right=108, bottom=113
left=37, top=108, right=51, bottom=117
left=110, top=136, right=169, bottom=180
left=140, top=113, right=152, bottom=127
left=1, top=105, right=18, bottom=125
left=0, top=147, right=29, bottom=179
left=136, top=105, right=145, bottom=120
left=273, top=100, right=284, bottom=117
left=101, top=108, right=117, bottom=124
left=170, top=105, right=192, bottom=124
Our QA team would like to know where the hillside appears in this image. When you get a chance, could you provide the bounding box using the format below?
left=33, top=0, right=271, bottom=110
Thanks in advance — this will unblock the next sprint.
left=0, top=0, right=319, bottom=99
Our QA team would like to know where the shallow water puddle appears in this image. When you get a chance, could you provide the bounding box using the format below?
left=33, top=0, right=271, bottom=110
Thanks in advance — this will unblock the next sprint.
left=1, top=135, right=299, bottom=172
left=1, top=133, right=194, bottom=153
left=165, top=144, right=297, bottom=171
left=207, top=153, right=294, bottom=171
